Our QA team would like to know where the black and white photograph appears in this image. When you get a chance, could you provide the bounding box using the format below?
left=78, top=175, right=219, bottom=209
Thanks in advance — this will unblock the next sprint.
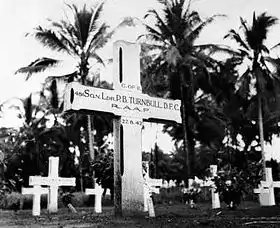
left=1, top=0, right=280, bottom=227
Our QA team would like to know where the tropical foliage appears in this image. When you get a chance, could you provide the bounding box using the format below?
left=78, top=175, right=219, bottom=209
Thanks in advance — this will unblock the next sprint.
left=140, top=0, right=238, bottom=182
left=224, top=12, right=280, bottom=179
left=15, top=2, right=114, bottom=188
left=1, top=1, right=280, bottom=201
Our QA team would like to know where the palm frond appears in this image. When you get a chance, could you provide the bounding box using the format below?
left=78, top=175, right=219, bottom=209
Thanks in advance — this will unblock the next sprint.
left=45, top=71, right=78, bottom=84
left=157, top=0, right=168, bottom=5
left=88, top=52, right=105, bottom=66
left=16, top=57, right=59, bottom=80
left=239, top=17, right=249, bottom=34
left=146, top=9, right=174, bottom=45
left=141, top=24, right=166, bottom=43
left=33, top=26, right=70, bottom=53
left=195, top=44, right=240, bottom=56
left=66, top=4, right=82, bottom=45
left=224, top=29, right=249, bottom=51
left=187, top=14, right=224, bottom=42
left=270, top=42, right=280, bottom=50
left=59, top=19, right=82, bottom=48
left=46, top=20, right=78, bottom=51
left=88, top=2, right=104, bottom=34
left=53, top=34, right=77, bottom=56
left=73, top=4, right=93, bottom=48
left=86, top=23, right=110, bottom=53
left=247, top=12, right=278, bottom=51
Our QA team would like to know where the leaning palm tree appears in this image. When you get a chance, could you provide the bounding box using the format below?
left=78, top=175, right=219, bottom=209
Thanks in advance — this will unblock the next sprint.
left=141, top=0, right=234, bottom=182
left=16, top=2, right=112, bottom=185
left=225, top=12, right=280, bottom=180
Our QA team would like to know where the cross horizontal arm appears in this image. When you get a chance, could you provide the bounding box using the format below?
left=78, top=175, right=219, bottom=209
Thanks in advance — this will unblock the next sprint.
left=29, top=176, right=76, bottom=186
left=64, top=82, right=181, bottom=124
left=22, top=187, right=49, bottom=195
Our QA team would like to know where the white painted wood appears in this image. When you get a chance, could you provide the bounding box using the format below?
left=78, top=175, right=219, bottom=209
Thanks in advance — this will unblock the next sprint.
left=64, top=83, right=181, bottom=123
left=254, top=168, right=276, bottom=206
left=210, top=165, right=220, bottom=209
left=85, top=183, right=103, bottom=213
left=147, top=197, right=155, bottom=217
left=143, top=181, right=156, bottom=217
left=22, top=186, right=48, bottom=216
left=29, top=157, right=75, bottom=213
left=63, top=40, right=181, bottom=214
left=143, top=183, right=149, bottom=212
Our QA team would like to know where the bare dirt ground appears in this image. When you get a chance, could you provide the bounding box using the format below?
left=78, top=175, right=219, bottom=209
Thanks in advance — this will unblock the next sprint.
left=1, top=202, right=280, bottom=227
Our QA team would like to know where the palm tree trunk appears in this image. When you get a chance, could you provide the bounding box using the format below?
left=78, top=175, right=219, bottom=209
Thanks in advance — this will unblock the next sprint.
left=79, top=163, right=84, bottom=192
left=258, top=95, right=266, bottom=180
left=80, top=62, right=96, bottom=187
left=87, top=114, right=95, bottom=186
left=180, top=83, right=190, bottom=186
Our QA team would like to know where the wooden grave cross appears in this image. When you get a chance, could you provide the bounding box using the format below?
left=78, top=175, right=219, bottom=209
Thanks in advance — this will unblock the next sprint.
left=209, top=165, right=221, bottom=209
left=29, top=156, right=76, bottom=213
left=21, top=186, right=49, bottom=216
left=143, top=180, right=156, bottom=217
left=85, top=182, right=104, bottom=213
left=64, top=40, right=181, bottom=214
left=254, top=167, right=277, bottom=206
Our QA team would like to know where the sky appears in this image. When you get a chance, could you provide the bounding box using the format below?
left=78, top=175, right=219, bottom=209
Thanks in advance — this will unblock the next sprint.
left=1, top=0, right=280, bottom=155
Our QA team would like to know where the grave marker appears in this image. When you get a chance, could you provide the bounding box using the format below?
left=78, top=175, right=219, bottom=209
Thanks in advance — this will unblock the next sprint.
left=21, top=186, right=48, bottom=216
left=64, top=41, right=181, bottom=214
left=210, top=165, right=220, bottom=209
left=85, top=182, right=103, bottom=213
left=143, top=181, right=156, bottom=217
left=29, top=157, right=76, bottom=213
left=254, top=167, right=277, bottom=206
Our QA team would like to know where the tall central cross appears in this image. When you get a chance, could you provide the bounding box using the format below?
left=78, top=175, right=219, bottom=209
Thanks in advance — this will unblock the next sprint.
left=64, top=40, right=181, bottom=215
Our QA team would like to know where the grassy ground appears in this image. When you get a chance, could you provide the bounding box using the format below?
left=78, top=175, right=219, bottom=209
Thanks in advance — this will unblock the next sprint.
left=1, top=201, right=280, bottom=227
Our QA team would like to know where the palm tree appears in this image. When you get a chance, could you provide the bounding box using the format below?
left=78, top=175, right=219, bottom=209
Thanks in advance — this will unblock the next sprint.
left=16, top=3, right=112, bottom=185
left=225, top=12, right=280, bottom=180
left=141, top=0, right=233, bottom=182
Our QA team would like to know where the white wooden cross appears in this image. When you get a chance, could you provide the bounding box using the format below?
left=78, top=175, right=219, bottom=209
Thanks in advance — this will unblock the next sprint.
left=85, top=182, right=103, bottom=213
left=209, top=165, right=220, bottom=209
left=143, top=181, right=156, bottom=217
left=21, top=186, right=48, bottom=216
left=29, top=157, right=76, bottom=213
left=254, top=167, right=277, bottom=206
left=64, top=40, right=181, bottom=214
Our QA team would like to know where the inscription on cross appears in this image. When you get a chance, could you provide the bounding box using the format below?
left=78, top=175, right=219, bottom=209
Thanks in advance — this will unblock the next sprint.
left=64, top=41, right=181, bottom=215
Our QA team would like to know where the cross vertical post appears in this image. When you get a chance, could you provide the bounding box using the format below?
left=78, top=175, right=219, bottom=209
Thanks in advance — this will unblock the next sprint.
left=113, top=41, right=144, bottom=214
left=48, top=157, right=59, bottom=213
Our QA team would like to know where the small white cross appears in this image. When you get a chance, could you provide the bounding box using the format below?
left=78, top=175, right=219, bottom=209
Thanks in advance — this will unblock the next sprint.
left=143, top=182, right=155, bottom=217
left=85, top=183, right=103, bottom=213
left=22, top=186, right=48, bottom=216
left=254, top=168, right=276, bottom=206
left=29, top=157, right=76, bottom=213
left=210, top=165, right=220, bottom=209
